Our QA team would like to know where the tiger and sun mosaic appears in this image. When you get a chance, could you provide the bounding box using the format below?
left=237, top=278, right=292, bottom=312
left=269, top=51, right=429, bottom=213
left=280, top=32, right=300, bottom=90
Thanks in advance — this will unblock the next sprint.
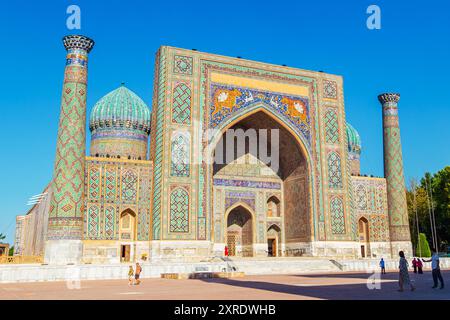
left=16, top=35, right=412, bottom=264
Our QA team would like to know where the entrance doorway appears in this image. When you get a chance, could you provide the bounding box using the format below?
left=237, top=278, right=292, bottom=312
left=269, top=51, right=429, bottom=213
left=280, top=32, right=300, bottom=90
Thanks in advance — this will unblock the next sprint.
left=120, top=245, right=131, bottom=262
left=268, top=239, right=277, bottom=257
left=226, top=205, right=253, bottom=257
left=267, top=224, right=281, bottom=257
left=358, top=217, right=370, bottom=258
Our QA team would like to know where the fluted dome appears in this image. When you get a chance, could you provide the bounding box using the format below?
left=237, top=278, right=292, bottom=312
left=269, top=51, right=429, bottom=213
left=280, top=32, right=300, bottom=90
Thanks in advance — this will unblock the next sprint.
left=346, top=123, right=361, bottom=155
left=89, top=85, right=151, bottom=160
left=89, top=85, right=151, bottom=133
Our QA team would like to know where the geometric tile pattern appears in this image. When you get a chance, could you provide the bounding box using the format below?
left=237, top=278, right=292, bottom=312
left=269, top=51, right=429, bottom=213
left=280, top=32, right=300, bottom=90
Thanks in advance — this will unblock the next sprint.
left=173, top=55, right=193, bottom=75
left=48, top=38, right=93, bottom=240
left=121, top=169, right=138, bottom=203
left=169, top=187, right=189, bottom=233
left=330, top=197, right=345, bottom=234
left=87, top=205, right=100, bottom=239
left=379, top=93, right=411, bottom=241
left=151, top=50, right=166, bottom=240
left=105, top=167, right=117, bottom=200
left=327, top=151, right=343, bottom=189
left=351, top=176, right=390, bottom=242
left=369, top=215, right=389, bottom=242
left=172, top=83, right=191, bottom=125
left=170, top=133, right=190, bottom=177
left=104, top=206, right=115, bottom=239
left=89, top=167, right=100, bottom=200
left=323, top=80, right=338, bottom=99
left=355, top=184, right=367, bottom=210
left=324, top=109, right=339, bottom=144
left=84, top=158, right=152, bottom=241
left=137, top=208, right=150, bottom=241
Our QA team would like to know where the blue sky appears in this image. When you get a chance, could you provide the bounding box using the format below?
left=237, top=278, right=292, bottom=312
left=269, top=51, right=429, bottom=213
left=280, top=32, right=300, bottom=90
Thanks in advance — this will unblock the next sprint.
left=0, top=0, right=449, bottom=244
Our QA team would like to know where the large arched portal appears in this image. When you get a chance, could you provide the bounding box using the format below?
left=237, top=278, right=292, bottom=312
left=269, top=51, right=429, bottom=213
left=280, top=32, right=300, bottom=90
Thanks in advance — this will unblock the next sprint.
left=212, top=109, right=312, bottom=257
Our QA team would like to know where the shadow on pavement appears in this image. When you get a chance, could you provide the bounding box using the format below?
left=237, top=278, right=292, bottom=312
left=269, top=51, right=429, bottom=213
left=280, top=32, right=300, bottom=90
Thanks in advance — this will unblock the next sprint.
left=198, top=271, right=448, bottom=300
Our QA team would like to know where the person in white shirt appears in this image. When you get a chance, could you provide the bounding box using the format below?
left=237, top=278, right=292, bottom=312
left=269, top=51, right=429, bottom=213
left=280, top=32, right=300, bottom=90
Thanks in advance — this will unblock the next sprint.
left=422, top=248, right=444, bottom=289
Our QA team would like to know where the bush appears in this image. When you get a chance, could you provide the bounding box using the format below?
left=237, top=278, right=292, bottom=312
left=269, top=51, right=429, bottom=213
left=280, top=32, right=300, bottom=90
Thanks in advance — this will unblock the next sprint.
left=416, top=233, right=431, bottom=257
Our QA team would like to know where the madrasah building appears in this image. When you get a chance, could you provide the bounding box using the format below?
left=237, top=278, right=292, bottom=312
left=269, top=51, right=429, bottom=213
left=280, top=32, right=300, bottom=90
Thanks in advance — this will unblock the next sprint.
left=13, top=35, right=412, bottom=265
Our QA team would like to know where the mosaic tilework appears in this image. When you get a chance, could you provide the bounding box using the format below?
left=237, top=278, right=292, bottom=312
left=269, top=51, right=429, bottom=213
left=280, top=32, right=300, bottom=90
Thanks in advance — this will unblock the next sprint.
left=48, top=36, right=93, bottom=240
left=87, top=205, right=100, bottom=239
left=323, top=79, right=338, bottom=99
left=200, top=59, right=321, bottom=245
left=105, top=167, right=117, bottom=200
left=369, top=215, right=389, bottom=242
left=209, top=84, right=311, bottom=147
left=173, top=55, right=193, bottom=75
left=138, top=208, right=150, bottom=240
left=84, top=158, right=152, bottom=241
left=324, top=109, right=339, bottom=144
left=225, top=191, right=256, bottom=211
left=88, top=167, right=100, bottom=200
left=327, top=151, right=343, bottom=189
left=104, top=206, right=116, bottom=240
left=214, top=179, right=281, bottom=190
left=150, top=50, right=166, bottom=240
left=170, top=132, right=190, bottom=177
left=169, top=187, right=189, bottom=233
left=172, top=82, right=191, bottom=125
left=351, top=176, right=390, bottom=242
left=121, top=169, right=138, bottom=203
left=330, top=197, right=345, bottom=234
left=355, top=184, right=367, bottom=210
left=379, top=93, right=410, bottom=241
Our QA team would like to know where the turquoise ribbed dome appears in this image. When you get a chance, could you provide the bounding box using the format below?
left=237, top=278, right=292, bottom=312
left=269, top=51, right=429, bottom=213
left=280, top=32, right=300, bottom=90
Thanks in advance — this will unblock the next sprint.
left=89, top=85, right=151, bottom=134
left=346, top=123, right=361, bottom=155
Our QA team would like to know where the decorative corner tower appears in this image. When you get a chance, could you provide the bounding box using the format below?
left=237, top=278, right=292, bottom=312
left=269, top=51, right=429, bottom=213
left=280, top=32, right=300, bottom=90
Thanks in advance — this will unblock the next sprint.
left=45, top=35, right=94, bottom=264
left=378, top=93, right=412, bottom=257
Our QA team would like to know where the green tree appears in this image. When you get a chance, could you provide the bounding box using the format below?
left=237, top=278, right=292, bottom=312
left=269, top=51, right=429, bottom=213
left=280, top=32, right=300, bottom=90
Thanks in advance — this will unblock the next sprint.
left=416, top=233, right=431, bottom=257
left=0, top=233, right=5, bottom=241
left=8, top=246, right=14, bottom=256
left=407, top=166, right=450, bottom=252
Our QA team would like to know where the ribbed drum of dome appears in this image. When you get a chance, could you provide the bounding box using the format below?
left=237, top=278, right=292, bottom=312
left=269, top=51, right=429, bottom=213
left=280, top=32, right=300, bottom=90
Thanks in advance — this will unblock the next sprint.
left=346, top=123, right=362, bottom=175
left=45, top=35, right=94, bottom=264
left=89, top=85, right=151, bottom=160
left=378, top=93, right=412, bottom=253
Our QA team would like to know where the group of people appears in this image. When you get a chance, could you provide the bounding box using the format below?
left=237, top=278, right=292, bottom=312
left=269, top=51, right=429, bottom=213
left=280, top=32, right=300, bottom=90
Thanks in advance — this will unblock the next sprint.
left=128, top=262, right=142, bottom=285
left=379, top=248, right=445, bottom=292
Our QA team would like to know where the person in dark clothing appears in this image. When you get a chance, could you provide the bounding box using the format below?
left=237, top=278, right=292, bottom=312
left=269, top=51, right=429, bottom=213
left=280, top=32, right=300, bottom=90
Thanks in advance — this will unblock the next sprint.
left=379, top=258, right=386, bottom=274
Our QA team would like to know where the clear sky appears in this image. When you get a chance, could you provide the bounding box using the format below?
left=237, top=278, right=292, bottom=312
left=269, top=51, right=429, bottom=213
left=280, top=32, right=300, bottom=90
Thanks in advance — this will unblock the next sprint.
left=0, top=0, right=449, bottom=244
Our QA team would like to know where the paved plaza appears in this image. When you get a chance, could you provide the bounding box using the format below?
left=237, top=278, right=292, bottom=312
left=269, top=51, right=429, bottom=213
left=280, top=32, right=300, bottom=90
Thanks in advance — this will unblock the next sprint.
left=0, top=270, right=448, bottom=300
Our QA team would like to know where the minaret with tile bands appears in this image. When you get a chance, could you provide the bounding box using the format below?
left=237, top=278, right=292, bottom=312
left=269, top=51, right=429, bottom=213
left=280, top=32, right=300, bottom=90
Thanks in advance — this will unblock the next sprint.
left=45, top=35, right=94, bottom=264
left=378, top=93, right=412, bottom=256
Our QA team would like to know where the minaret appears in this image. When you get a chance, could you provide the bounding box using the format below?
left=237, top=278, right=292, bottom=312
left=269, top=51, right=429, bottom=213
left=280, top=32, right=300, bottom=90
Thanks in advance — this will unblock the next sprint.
left=45, top=35, right=94, bottom=264
left=378, top=93, right=412, bottom=256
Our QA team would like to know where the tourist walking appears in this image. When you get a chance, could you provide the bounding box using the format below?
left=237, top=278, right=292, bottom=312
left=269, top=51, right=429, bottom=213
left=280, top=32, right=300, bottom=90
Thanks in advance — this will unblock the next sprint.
left=128, top=265, right=134, bottom=285
left=412, top=258, right=418, bottom=273
left=379, top=258, right=386, bottom=274
left=417, top=258, right=423, bottom=274
left=422, top=249, right=444, bottom=289
left=134, top=262, right=142, bottom=285
left=398, top=251, right=415, bottom=292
